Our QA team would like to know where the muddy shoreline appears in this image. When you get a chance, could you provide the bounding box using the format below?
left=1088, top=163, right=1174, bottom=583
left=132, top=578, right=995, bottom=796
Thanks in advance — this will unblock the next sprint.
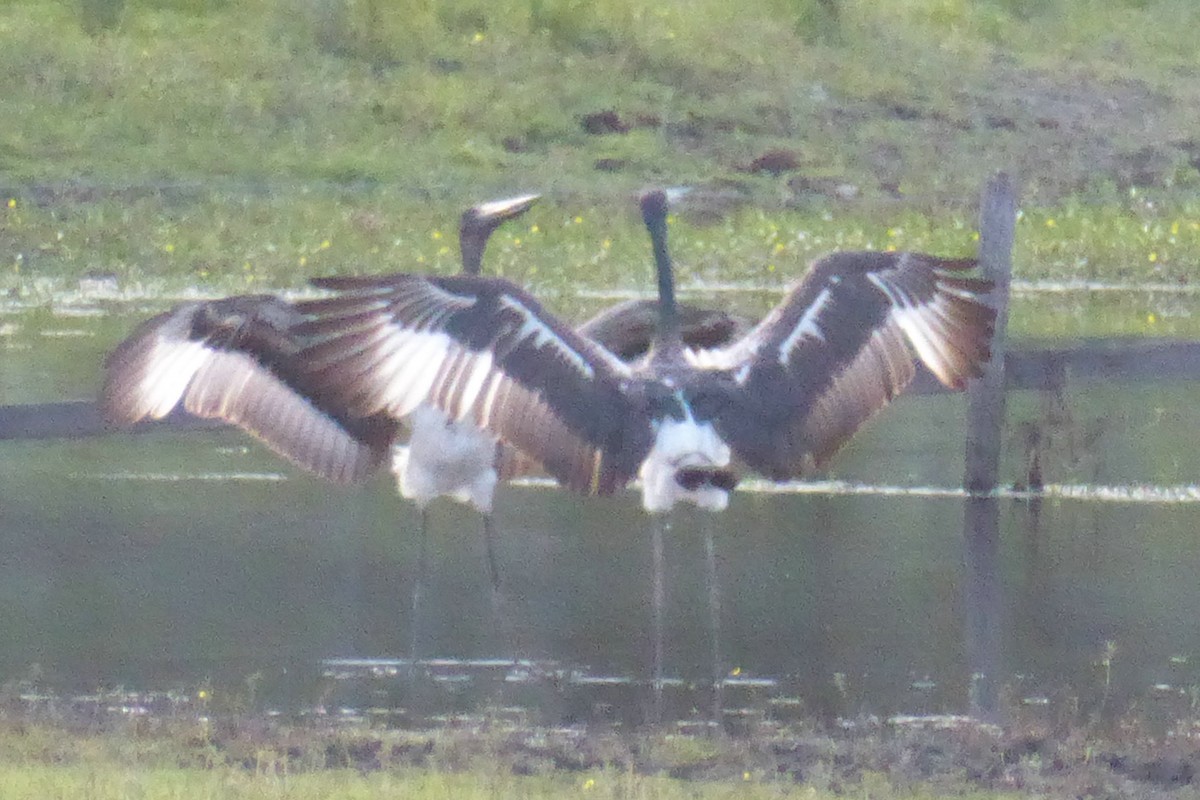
left=5, top=683, right=1200, bottom=798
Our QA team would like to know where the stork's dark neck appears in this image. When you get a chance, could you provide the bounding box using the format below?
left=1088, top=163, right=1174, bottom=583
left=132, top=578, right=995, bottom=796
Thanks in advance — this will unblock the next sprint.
left=640, top=190, right=681, bottom=355
left=458, top=212, right=490, bottom=276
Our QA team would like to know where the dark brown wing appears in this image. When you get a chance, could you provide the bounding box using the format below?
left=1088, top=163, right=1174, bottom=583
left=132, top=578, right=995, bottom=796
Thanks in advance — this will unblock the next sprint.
left=693, top=251, right=995, bottom=479
left=101, top=295, right=396, bottom=483
left=577, top=298, right=744, bottom=361
left=295, top=273, right=655, bottom=495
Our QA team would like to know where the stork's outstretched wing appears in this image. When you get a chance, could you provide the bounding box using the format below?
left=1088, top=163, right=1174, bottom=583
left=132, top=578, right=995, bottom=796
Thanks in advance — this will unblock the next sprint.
left=690, top=251, right=995, bottom=479
left=101, top=295, right=396, bottom=483
left=295, top=274, right=655, bottom=494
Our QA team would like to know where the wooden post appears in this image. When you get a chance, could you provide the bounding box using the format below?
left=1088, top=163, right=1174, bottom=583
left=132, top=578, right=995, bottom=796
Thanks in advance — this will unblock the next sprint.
left=961, top=172, right=1017, bottom=723
left=964, top=172, right=1016, bottom=494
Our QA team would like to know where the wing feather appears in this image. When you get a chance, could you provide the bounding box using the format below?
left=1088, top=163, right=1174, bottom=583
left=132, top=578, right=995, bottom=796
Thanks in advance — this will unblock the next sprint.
left=100, top=296, right=395, bottom=483
left=295, top=274, right=653, bottom=494
left=703, top=251, right=995, bottom=479
left=577, top=298, right=744, bottom=361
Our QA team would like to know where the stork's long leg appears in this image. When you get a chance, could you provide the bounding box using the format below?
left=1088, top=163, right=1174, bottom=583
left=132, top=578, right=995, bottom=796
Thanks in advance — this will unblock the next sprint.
left=481, top=513, right=503, bottom=614
left=480, top=512, right=519, bottom=659
left=649, top=514, right=668, bottom=725
left=408, top=507, right=431, bottom=675
left=702, top=512, right=724, bottom=730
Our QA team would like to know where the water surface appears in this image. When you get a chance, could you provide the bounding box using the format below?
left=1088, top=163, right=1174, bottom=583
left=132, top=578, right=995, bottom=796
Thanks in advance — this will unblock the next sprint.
left=3, top=295, right=1200, bottom=728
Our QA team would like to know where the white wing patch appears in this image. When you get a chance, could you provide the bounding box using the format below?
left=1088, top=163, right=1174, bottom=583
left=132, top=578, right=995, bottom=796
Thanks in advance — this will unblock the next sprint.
left=137, top=338, right=212, bottom=419
left=499, top=295, right=596, bottom=380
left=869, top=267, right=958, bottom=385
left=775, top=285, right=831, bottom=366
left=682, top=335, right=761, bottom=373
left=376, top=331, right=455, bottom=418
left=456, top=351, right=499, bottom=421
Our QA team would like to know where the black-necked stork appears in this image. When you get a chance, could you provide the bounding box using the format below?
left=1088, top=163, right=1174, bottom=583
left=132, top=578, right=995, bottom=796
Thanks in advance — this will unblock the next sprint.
left=100, top=193, right=540, bottom=658
left=292, top=188, right=995, bottom=719
left=294, top=190, right=996, bottom=514
left=100, top=193, right=543, bottom=501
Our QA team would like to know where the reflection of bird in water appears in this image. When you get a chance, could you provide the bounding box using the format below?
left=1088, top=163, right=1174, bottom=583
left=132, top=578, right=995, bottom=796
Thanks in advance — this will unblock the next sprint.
left=292, top=188, right=996, bottom=720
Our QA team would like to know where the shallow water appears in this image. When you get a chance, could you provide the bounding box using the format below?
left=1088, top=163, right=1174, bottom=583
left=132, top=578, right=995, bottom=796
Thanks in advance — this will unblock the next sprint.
left=4, top=296, right=1200, bottom=728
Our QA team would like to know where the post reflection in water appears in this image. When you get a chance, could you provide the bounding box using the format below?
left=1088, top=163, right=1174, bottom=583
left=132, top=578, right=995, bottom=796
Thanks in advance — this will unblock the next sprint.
left=962, top=495, right=1003, bottom=723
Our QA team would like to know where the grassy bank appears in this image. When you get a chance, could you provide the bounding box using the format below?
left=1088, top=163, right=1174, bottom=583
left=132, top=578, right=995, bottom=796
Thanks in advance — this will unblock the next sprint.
left=0, top=716, right=1020, bottom=800
left=1, top=0, right=1199, bottom=306
left=0, top=762, right=847, bottom=800
left=2, top=700, right=1195, bottom=800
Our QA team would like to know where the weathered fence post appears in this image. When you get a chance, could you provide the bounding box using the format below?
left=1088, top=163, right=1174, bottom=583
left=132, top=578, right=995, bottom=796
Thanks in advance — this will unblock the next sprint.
left=964, top=172, right=1016, bottom=493
left=962, top=172, right=1016, bottom=722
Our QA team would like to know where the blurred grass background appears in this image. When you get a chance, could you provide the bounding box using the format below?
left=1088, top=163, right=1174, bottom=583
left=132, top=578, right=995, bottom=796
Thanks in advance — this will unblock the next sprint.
left=1, top=0, right=1198, bottom=301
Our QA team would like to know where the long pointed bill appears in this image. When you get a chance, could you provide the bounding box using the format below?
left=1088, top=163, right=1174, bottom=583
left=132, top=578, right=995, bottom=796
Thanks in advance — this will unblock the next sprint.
left=460, top=193, right=541, bottom=275
left=472, top=193, right=541, bottom=223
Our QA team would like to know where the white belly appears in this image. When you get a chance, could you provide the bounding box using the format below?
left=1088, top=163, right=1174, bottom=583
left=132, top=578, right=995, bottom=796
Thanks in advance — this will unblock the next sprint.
left=392, top=405, right=499, bottom=512
left=638, top=417, right=733, bottom=514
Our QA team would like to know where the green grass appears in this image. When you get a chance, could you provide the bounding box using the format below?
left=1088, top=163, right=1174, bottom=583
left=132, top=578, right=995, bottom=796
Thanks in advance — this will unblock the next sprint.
left=0, top=763, right=789, bottom=800
left=2, top=0, right=1200, bottom=331
left=0, top=720, right=1022, bottom=800
left=0, top=764, right=1013, bottom=800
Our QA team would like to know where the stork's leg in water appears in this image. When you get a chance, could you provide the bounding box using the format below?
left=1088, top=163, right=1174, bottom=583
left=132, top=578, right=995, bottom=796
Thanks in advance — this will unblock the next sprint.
left=480, top=512, right=519, bottom=658
left=702, top=512, right=724, bottom=731
left=649, top=514, right=668, bottom=725
left=408, top=508, right=431, bottom=676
